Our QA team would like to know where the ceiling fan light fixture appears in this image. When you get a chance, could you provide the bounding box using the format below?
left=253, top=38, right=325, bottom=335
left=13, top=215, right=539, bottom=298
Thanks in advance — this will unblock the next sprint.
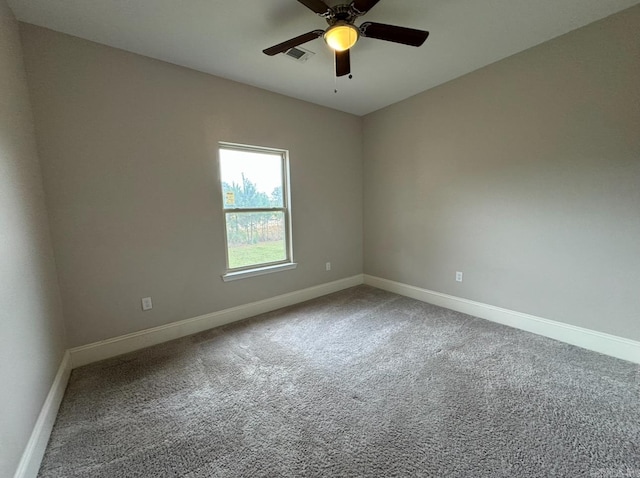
left=324, top=22, right=359, bottom=51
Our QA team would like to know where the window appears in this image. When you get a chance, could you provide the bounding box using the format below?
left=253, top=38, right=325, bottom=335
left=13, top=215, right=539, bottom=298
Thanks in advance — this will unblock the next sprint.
left=218, top=142, right=295, bottom=281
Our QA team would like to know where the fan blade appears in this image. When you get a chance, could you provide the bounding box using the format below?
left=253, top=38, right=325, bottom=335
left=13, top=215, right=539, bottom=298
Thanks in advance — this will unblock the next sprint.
left=297, top=0, right=331, bottom=15
left=360, top=22, right=429, bottom=47
left=263, top=30, right=324, bottom=56
left=335, top=49, right=351, bottom=77
left=351, top=0, right=381, bottom=15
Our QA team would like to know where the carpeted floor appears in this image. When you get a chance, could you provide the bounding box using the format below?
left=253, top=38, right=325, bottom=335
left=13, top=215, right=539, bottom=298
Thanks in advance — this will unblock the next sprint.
left=39, top=285, right=639, bottom=477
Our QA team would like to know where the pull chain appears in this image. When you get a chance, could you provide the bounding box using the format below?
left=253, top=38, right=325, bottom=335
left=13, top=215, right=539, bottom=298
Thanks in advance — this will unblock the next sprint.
left=333, top=54, right=338, bottom=93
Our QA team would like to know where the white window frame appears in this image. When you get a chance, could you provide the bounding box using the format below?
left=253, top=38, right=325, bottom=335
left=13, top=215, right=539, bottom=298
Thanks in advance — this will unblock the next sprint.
left=218, top=142, right=296, bottom=282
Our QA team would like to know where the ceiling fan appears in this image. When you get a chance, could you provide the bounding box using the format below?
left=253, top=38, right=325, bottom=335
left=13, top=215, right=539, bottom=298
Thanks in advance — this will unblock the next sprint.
left=263, top=0, right=429, bottom=78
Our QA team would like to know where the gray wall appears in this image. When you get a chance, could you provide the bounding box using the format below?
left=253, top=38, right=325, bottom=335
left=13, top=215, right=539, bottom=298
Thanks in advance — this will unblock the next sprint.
left=363, top=6, right=640, bottom=341
left=0, top=2, right=67, bottom=476
left=19, top=24, right=363, bottom=348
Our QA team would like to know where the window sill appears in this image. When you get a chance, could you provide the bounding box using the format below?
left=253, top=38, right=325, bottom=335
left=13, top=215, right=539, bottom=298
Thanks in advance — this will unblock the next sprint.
left=222, top=262, right=298, bottom=282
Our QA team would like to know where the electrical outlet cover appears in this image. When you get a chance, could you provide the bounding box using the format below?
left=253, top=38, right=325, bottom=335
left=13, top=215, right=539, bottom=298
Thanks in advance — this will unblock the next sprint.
left=141, top=297, right=153, bottom=311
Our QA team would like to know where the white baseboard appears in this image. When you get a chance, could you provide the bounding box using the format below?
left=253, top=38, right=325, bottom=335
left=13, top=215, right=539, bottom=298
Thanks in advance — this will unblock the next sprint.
left=364, top=275, right=640, bottom=364
left=14, top=351, right=71, bottom=478
left=69, top=274, right=364, bottom=368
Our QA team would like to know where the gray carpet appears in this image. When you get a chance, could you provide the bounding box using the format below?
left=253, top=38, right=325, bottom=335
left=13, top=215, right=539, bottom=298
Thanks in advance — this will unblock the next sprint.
left=39, top=285, right=640, bottom=477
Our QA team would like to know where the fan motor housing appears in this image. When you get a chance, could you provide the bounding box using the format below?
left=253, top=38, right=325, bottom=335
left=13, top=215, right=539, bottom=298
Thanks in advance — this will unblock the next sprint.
left=327, top=4, right=357, bottom=25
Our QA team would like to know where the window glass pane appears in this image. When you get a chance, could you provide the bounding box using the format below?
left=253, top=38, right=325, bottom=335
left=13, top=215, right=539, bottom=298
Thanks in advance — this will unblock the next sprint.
left=220, top=149, right=283, bottom=208
left=225, top=211, right=287, bottom=269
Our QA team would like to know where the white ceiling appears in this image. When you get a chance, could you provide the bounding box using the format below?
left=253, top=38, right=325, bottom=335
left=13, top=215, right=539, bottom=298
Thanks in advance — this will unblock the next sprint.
left=8, top=0, right=640, bottom=116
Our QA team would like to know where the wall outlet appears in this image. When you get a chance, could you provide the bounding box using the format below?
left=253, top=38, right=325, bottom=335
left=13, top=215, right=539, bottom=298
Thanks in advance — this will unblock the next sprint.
left=141, top=297, right=153, bottom=311
left=455, top=271, right=463, bottom=282
left=326, top=262, right=331, bottom=271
